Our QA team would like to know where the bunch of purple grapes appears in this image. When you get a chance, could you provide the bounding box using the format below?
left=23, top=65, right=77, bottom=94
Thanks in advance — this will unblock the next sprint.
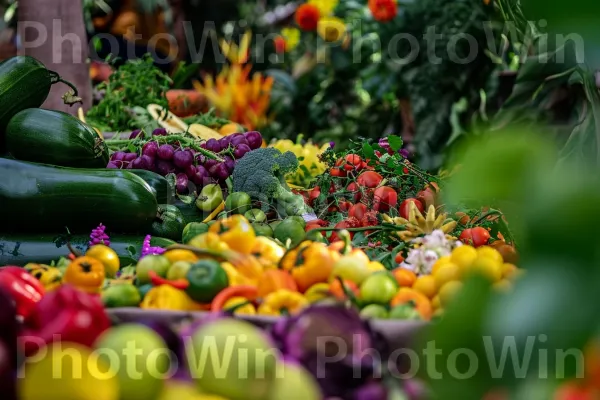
left=107, top=128, right=263, bottom=194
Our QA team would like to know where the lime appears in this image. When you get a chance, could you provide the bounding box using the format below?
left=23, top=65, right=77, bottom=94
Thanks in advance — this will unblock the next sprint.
left=389, top=304, right=422, bottom=320
left=244, top=208, right=267, bottom=223
left=252, top=223, right=274, bottom=237
left=167, top=260, right=193, bottom=280
left=101, top=283, right=141, bottom=308
left=288, top=216, right=306, bottom=228
left=225, top=192, right=252, bottom=214
left=359, top=304, right=389, bottom=319
left=274, top=218, right=306, bottom=247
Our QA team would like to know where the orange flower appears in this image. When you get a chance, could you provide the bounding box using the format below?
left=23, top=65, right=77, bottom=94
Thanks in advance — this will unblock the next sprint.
left=295, top=3, right=321, bottom=31
left=274, top=36, right=286, bottom=53
left=368, top=0, right=398, bottom=22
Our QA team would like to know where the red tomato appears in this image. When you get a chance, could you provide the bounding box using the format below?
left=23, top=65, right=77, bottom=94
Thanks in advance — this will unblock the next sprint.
left=374, top=150, right=382, bottom=158
left=399, top=198, right=425, bottom=219
left=459, top=227, right=491, bottom=247
left=348, top=203, right=367, bottom=220
left=357, top=171, right=383, bottom=188
left=394, top=253, right=405, bottom=264
left=339, top=201, right=352, bottom=213
left=373, top=186, right=398, bottom=212
left=308, top=186, right=321, bottom=206
left=330, top=167, right=347, bottom=177
left=329, top=183, right=337, bottom=194
left=328, top=205, right=339, bottom=213
left=343, top=154, right=363, bottom=171
left=305, top=219, right=328, bottom=232
left=329, top=221, right=355, bottom=242
left=417, top=185, right=438, bottom=208
left=346, top=182, right=362, bottom=203
left=360, top=211, right=378, bottom=228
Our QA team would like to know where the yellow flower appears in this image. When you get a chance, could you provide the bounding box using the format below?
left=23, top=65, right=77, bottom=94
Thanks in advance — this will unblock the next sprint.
left=308, top=0, right=339, bottom=16
left=219, top=30, right=252, bottom=64
left=281, top=27, right=301, bottom=51
left=317, top=16, right=347, bottom=43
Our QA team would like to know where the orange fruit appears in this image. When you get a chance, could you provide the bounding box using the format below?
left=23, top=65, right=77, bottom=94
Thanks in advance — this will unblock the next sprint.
left=433, top=263, right=461, bottom=288
left=476, top=246, right=503, bottom=265
left=501, top=263, right=518, bottom=279
left=390, top=288, right=432, bottom=320
left=439, top=281, right=463, bottom=308
left=219, top=123, right=242, bottom=135
left=392, top=268, right=417, bottom=287
left=431, top=256, right=451, bottom=275
left=450, top=245, right=477, bottom=270
left=431, top=295, right=441, bottom=310
left=467, top=256, right=502, bottom=282
left=413, top=275, right=437, bottom=298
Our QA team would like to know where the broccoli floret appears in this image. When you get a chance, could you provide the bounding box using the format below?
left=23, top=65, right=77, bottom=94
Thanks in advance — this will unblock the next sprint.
left=232, top=147, right=312, bottom=217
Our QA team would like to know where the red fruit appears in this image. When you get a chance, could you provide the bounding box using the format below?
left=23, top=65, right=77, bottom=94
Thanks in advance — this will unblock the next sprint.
left=306, top=219, right=328, bottom=232
left=329, top=220, right=356, bottom=242
left=330, top=167, right=347, bottom=177
left=346, top=182, right=362, bottom=203
left=329, top=183, right=337, bottom=194
left=459, top=227, right=491, bottom=247
left=328, top=205, right=339, bottom=213
left=374, top=150, right=382, bottom=158
left=349, top=203, right=368, bottom=220
left=343, top=154, right=363, bottom=171
left=339, top=201, right=352, bottom=212
left=417, top=184, right=438, bottom=208
left=358, top=161, right=368, bottom=171
left=554, top=382, right=598, bottom=400
left=403, top=167, right=409, bottom=174
left=394, top=253, right=405, bottom=264
left=308, top=186, right=321, bottom=206
left=373, top=186, right=398, bottom=212
left=399, top=198, right=425, bottom=219
left=357, top=171, right=383, bottom=188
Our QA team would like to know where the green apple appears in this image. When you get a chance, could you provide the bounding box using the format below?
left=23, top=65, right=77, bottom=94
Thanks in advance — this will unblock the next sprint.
left=167, top=261, right=192, bottom=280
left=244, top=208, right=267, bottom=223
left=274, top=218, right=305, bottom=247
left=389, top=304, right=422, bottom=320
left=136, top=255, right=170, bottom=284
left=268, top=362, right=321, bottom=400
left=196, top=184, right=224, bottom=212
left=187, top=319, right=279, bottom=400
left=101, top=283, right=141, bottom=308
left=330, top=256, right=371, bottom=285
left=360, top=273, right=398, bottom=305
left=252, top=223, right=273, bottom=237
left=95, top=324, right=169, bottom=400
left=225, top=192, right=252, bottom=214
left=287, top=215, right=306, bottom=228
left=18, top=342, right=119, bottom=400
left=359, top=304, right=389, bottom=319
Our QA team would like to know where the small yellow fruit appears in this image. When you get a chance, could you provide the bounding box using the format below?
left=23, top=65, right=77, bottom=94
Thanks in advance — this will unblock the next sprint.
left=476, top=246, right=503, bottom=265
left=450, top=245, right=477, bottom=270
left=467, top=256, right=502, bottom=282
left=413, top=275, right=438, bottom=299
left=431, top=256, right=451, bottom=275
left=367, top=261, right=386, bottom=273
left=439, top=281, right=463, bottom=308
left=493, top=280, right=512, bottom=292
left=501, top=263, right=519, bottom=279
left=163, top=249, right=199, bottom=264
left=434, top=263, right=461, bottom=288
left=223, top=296, right=257, bottom=315
left=86, top=244, right=120, bottom=278
left=433, top=308, right=445, bottom=319
left=431, top=295, right=441, bottom=310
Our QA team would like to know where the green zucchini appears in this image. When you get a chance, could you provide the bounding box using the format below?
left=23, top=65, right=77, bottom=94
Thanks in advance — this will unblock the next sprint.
left=174, top=199, right=204, bottom=224
left=0, top=158, right=158, bottom=233
left=127, top=169, right=170, bottom=204
left=0, top=233, right=175, bottom=266
left=6, top=109, right=109, bottom=168
left=0, top=56, right=79, bottom=132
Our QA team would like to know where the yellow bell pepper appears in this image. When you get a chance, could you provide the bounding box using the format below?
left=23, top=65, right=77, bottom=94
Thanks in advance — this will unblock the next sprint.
left=140, top=285, right=203, bottom=311
left=257, top=289, right=308, bottom=316
left=220, top=262, right=255, bottom=286
left=223, top=296, right=257, bottom=315
left=280, top=241, right=340, bottom=292
left=251, top=237, right=285, bottom=269
left=188, top=232, right=230, bottom=253
left=303, top=283, right=331, bottom=303
left=209, top=215, right=256, bottom=254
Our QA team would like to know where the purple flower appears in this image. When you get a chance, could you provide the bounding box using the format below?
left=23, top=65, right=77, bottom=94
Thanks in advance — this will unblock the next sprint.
left=399, top=149, right=410, bottom=158
left=378, top=138, right=390, bottom=150
left=140, top=235, right=166, bottom=258
left=89, top=223, right=110, bottom=247
left=329, top=141, right=335, bottom=149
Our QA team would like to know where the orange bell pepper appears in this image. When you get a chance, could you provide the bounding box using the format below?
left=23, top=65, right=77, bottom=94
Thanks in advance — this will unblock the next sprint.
left=280, top=240, right=340, bottom=292
left=257, top=269, right=297, bottom=298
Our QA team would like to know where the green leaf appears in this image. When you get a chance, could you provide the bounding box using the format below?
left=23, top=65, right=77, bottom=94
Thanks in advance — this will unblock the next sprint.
left=362, top=142, right=374, bottom=160
left=387, top=135, right=403, bottom=152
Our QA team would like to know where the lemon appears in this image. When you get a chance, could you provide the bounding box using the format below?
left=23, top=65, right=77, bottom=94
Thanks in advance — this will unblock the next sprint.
left=439, top=281, right=463, bottom=308
left=434, top=263, right=461, bottom=288
left=367, top=261, right=386, bottom=273
left=450, top=245, right=477, bottom=270
left=431, top=295, right=441, bottom=310
left=413, top=275, right=437, bottom=299
left=431, top=255, right=451, bottom=275
left=86, top=244, right=120, bottom=278
left=164, top=249, right=199, bottom=264
left=467, top=256, right=502, bottom=282
left=476, top=246, right=503, bottom=264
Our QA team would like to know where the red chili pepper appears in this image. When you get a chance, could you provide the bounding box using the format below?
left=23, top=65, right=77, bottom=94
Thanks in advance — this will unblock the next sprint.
left=149, top=270, right=189, bottom=290
left=211, top=285, right=258, bottom=312
left=0, top=266, right=45, bottom=319
left=19, top=285, right=110, bottom=357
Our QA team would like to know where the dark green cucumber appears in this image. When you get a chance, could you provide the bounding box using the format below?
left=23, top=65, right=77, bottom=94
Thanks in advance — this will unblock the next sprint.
left=127, top=169, right=170, bottom=204
left=0, top=56, right=79, bottom=131
left=0, top=233, right=175, bottom=267
left=174, top=199, right=204, bottom=224
left=6, top=108, right=109, bottom=168
left=0, top=158, right=158, bottom=233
